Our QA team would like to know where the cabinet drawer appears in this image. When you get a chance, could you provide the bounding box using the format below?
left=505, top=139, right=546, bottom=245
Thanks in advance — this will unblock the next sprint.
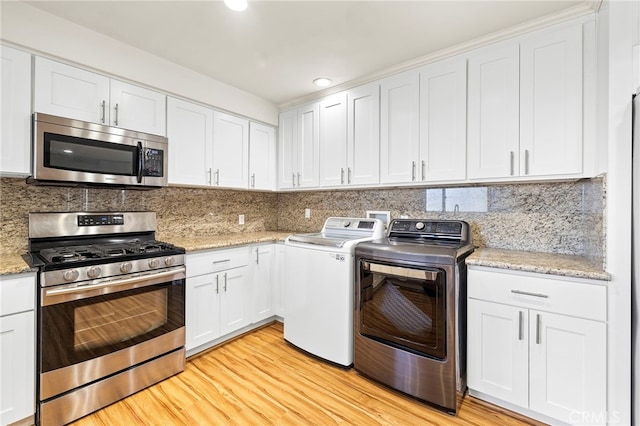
left=0, top=273, right=36, bottom=316
left=468, top=268, right=606, bottom=321
left=186, top=247, right=249, bottom=278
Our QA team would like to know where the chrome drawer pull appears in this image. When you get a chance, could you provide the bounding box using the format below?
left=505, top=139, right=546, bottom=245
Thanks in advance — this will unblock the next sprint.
left=518, top=311, right=524, bottom=340
left=510, top=289, right=549, bottom=298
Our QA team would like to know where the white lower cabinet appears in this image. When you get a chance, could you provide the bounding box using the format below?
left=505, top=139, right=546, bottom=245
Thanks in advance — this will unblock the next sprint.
left=467, top=267, right=607, bottom=425
left=0, top=273, right=36, bottom=426
left=250, top=244, right=276, bottom=323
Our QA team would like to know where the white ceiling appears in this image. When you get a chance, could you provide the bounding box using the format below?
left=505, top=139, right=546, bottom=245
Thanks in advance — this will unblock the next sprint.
left=25, top=0, right=592, bottom=107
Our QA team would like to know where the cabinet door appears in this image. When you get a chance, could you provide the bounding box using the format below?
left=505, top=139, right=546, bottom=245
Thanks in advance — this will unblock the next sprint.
left=274, top=243, right=286, bottom=318
left=529, top=310, right=606, bottom=424
left=34, top=57, right=110, bottom=124
left=167, top=97, right=213, bottom=186
left=249, top=122, right=276, bottom=190
left=278, top=109, right=297, bottom=189
left=0, top=311, right=35, bottom=425
left=1, top=46, right=31, bottom=176
left=297, top=103, right=320, bottom=188
left=520, top=25, right=583, bottom=177
left=380, top=70, right=419, bottom=184
left=185, top=274, right=220, bottom=351
left=319, top=93, right=347, bottom=187
left=252, top=245, right=275, bottom=322
left=467, top=42, right=520, bottom=179
left=347, top=82, right=380, bottom=186
left=467, top=299, right=529, bottom=408
left=212, top=111, right=249, bottom=189
left=419, top=58, right=467, bottom=182
left=110, top=79, right=166, bottom=136
left=220, top=266, right=250, bottom=335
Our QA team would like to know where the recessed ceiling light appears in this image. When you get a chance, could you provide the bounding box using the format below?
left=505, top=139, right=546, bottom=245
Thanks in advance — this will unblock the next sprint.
left=224, top=0, right=247, bottom=12
left=313, top=78, right=332, bottom=87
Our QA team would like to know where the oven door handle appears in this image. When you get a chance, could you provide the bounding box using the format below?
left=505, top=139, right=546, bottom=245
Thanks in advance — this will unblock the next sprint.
left=42, top=266, right=186, bottom=306
left=363, top=262, right=439, bottom=281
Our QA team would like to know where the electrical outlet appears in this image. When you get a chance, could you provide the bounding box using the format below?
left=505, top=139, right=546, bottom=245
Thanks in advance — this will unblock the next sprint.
left=304, top=208, right=311, bottom=219
left=239, top=214, right=245, bottom=225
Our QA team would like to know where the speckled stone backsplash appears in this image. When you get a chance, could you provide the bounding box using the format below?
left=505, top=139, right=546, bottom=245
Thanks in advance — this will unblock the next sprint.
left=276, top=178, right=605, bottom=266
left=0, top=178, right=277, bottom=253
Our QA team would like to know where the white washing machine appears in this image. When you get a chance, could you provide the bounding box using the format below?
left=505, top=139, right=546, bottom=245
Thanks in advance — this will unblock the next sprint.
left=283, top=217, right=385, bottom=367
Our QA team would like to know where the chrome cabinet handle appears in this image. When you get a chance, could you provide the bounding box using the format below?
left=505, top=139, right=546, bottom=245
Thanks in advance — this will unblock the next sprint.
left=208, top=168, right=212, bottom=185
left=215, top=275, right=219, bottom=294
left=421, top=160, right=426, bottom=181
left=251, top=173, right=256, bottom=188
left=341, top=168, right=345, bottom=185
left=411, top=161, right=416, bottom=181
left=255, top=248, right=260, bottom=264
left=536, top=314, right=541, bottom=344
left=510, top=151, right=515, bottom=176
left=524, top=149, right=530, bottom=175
left=223, top=272, right=228, bottom=292
left=212, top=259, right=231, bottom=264
left=518, top=311, right=524, bottom=340
left=347, top=168, right=352, bottom=184
left=114, top=103, right=119, bottom=126
left=510, top=289, right=549, bottom=298
left=292, top=173, right=296, bottom=187
left=100, top=100, right=106, bottom=123
left=297, top=172, right=301, bottom=187
left=215, top=169, right=220, bottom=186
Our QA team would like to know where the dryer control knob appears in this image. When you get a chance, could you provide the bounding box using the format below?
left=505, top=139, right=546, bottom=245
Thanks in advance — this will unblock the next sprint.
left=415, top=222, right=425, bottom=230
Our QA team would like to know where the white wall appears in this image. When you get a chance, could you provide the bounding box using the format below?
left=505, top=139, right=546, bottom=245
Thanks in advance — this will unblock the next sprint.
left=0, top=2, right=279, bottom=126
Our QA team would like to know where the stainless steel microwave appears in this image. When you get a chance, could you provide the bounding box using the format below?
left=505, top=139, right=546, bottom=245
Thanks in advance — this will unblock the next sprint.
left=31, top=113, right=168, bottom=188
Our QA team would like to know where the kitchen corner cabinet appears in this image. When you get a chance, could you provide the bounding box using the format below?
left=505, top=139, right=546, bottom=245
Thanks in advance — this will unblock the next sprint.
left=212, top=111, right=249, bottom=189
left=1, top=45, right=32, bottom=176
left=34, top=57, right=166, bottom=136
left=0, top=273, right=36, bottom=426
left=249, top=122, right=277, bottom=190
left=467, top=19, right=589, bottom=180
left=278, top=103, right=320, bottom=189
left=467, top=267, right=607, bottom=425
left=185, top=248, right=250, bottom=352
left=250, top=244, right=276, bottom=322
left=319, top=93, right=348, bottom=187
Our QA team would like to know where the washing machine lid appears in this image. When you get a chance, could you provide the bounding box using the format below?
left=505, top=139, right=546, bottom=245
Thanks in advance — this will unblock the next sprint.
left=286, top=217, right=386, bottom=248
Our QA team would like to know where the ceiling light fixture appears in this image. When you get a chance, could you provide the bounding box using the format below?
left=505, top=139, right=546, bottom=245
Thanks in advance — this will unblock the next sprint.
left=224, top=0, right=247, bottom=12
left=313, top=78, right=332, bottom=88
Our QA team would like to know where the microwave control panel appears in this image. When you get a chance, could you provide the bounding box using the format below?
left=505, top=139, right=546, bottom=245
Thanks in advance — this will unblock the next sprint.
left=143, top=148, right=164, bottom=177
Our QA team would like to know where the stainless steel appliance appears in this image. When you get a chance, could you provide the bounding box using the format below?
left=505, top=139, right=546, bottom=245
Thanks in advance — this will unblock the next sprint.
left=24, top=212, right=185, bottom=425
left=354, top=219, right=473, bottom=413
left=283, top=217, right=385, bottom=367
left=31, top=113, right=168, bottom=188
left=633, top=91, right=639, bottom=424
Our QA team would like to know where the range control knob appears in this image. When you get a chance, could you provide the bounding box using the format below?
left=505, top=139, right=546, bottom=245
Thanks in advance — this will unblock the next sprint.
left=415, top=222, right=425, bottom=231
left=62, top=269, right=79, bottom=282
left=87, top=266, right=102, bottom=279
left=148, top=258, right=159, bottom=268
left=120, top=262, right=133, bottom=273
left=164, top=257, right=175, bottom=267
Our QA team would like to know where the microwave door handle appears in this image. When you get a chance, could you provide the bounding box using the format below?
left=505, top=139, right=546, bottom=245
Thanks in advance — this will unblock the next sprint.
left=137, top=141, right=144, bottom=183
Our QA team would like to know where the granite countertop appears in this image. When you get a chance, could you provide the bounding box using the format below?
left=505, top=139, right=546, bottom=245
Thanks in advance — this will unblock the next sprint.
left=0, top=252, right=37, bottom=276
left=162, top=231, right=294, bottom=253
left=466, top=247, right=610, bottom=281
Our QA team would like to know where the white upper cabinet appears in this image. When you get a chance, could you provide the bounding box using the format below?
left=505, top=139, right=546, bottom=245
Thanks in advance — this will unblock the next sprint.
left=380, top=70, right=420, bottom=184
left=520, top=24, right=583, bottom=176
left=167, top=97, right=213, bottom=186
left=34, top=57, right=166, bottom=136
left=319, top=93, right=348, bottom=187
left=212, top=111, right=249, bottom=189
left=249, top=122, right=277, bottom=191
left=418, top=57, right=467, bottom=182
left=1, top=45, right=32, bottom=176
left=467, top=42, right=520, bottom=179
left=347, top=82, right=380, bottom=186
left=297, top=102, right=320, bottom=188
left=109, top=79, right=166, bottom=136
left=34, top=56, right=110, bottom=125
left=278, top=109, right=298, bottom=189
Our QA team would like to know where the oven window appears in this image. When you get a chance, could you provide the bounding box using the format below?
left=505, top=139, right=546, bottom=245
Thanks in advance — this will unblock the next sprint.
left=359, top=263, right=446, bottom=360
left=74, top=289, right=168, bottom=351
left=40, top=280, right=184, bottom=373
left=44, top=132, right=137, bottom=176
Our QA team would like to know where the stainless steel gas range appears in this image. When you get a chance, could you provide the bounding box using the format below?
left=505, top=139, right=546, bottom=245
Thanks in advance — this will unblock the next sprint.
left=24, top=211, right=186, bottom=426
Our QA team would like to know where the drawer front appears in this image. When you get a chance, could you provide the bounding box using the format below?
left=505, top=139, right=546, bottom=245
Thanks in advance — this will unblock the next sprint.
left=186, top=247, right=249, bottom=278
left=0, top=273, right=36, bottom=316
left=468, top=268, right=606, bottom=321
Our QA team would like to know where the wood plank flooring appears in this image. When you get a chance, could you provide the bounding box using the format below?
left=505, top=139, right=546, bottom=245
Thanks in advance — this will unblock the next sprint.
left=71, top=322, right=543, bottom=425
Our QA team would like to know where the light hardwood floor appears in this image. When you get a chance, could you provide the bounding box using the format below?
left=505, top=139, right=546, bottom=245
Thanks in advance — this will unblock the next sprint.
left=71, top=322, right=543, bottom=425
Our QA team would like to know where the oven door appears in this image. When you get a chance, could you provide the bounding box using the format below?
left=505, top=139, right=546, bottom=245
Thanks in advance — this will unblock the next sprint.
left=38, top=266, right=185, bottom=401
left=357, top=261, right=447, bottom=360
